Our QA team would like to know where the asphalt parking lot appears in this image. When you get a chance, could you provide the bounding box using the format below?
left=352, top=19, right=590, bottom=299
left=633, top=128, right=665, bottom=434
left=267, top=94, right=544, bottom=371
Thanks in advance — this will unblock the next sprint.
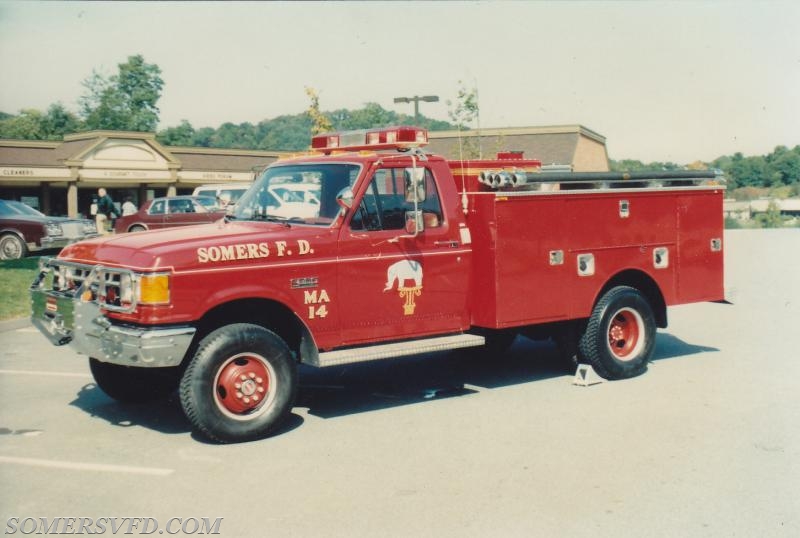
left=1, top=229, right=798, bottom=537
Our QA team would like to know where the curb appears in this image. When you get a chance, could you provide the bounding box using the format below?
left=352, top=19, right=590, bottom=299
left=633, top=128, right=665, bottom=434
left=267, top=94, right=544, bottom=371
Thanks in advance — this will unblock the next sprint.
left=0, top=317, right=31, bottom=333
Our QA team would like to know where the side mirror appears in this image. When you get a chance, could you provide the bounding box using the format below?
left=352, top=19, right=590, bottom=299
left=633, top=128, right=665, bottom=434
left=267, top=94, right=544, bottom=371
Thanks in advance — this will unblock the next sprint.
left=336, top=187, right=355, bottom=210
left=405, top=210, right=424, bottom=235
left=404, top=167, right=426, bottom=203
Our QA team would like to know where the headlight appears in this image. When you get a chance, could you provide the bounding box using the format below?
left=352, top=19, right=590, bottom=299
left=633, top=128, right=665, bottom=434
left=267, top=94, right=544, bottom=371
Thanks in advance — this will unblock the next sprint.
left=45, top=222, right=63, bottom=237
left=82, top=221, right=97, bottom=234
left=137, top=274, right=170, bottom=305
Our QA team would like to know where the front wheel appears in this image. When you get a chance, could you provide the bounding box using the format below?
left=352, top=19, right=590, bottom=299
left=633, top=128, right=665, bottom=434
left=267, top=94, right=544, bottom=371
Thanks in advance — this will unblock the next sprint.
left=0, top=233, right=27, bottom=260
left=578, top=286, right=656, bottom=380
left=179, top=324, right=297, bottom=443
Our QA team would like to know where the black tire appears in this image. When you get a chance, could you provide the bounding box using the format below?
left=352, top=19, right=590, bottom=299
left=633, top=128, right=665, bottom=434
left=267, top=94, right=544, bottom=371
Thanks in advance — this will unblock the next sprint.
left=578, top=286, right=656, bottom=380
left=89, top=358, right=180, bottom=402
left=179, top=324, right=297, bottom=443
left=0, top=233, right=27, bottom=260
left=128, top=225, right=146, bottom=233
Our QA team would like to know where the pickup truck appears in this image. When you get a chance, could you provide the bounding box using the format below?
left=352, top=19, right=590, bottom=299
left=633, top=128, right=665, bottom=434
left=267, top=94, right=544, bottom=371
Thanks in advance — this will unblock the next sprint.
left=30, top=126, right=725, bottom=442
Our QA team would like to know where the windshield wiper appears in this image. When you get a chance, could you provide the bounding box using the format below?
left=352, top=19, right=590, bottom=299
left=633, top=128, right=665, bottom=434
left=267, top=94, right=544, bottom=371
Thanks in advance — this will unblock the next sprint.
left=251, top=213, right=291, bottom=227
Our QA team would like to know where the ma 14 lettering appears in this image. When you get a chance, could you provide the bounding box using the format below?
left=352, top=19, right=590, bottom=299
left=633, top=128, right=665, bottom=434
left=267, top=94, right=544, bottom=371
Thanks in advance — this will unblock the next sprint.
left=304, top=289, right=330, bottom=320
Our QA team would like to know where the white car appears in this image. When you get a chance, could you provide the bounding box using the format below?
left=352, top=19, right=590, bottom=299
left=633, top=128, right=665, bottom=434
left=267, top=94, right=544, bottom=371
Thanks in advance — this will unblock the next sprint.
left=192, top=184, right=251, bottom=207
left=266, top=183, right=320, bottom=218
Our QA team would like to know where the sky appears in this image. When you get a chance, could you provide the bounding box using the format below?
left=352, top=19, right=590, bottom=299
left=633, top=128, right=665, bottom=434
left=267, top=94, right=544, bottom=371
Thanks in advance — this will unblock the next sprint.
left=0, top=0, right=798, bottom=163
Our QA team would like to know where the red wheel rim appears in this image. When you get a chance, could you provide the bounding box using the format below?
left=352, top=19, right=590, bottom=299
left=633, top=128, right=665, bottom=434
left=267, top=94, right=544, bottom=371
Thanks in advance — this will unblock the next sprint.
left=214, top=354, right=276, bottom=420
left=606, top=307, right=644, bottom=361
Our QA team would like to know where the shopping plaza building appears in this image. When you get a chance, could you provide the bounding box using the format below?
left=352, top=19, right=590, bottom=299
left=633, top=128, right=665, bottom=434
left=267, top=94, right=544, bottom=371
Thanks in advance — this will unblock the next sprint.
left=0, top=125, right=609, bottom=217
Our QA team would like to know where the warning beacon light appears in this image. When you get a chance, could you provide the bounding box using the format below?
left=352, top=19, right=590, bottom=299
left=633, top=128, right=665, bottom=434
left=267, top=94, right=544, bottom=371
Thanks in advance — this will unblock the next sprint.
left=311, top=126, right=428, bottom=154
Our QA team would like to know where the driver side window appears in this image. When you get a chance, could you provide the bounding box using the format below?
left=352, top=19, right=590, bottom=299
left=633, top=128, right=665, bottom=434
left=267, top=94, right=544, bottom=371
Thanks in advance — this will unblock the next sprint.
left=350, top=167, right=442, bottom=231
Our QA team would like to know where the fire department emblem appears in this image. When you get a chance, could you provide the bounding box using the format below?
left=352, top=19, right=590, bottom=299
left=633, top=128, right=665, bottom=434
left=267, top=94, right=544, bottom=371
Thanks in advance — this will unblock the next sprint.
left=383, top=260, right=423, bottom=315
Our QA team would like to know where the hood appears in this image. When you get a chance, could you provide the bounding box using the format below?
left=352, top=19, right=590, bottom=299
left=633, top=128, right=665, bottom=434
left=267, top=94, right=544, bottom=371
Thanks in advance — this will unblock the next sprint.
left=57, top=219, right=331, bottom=271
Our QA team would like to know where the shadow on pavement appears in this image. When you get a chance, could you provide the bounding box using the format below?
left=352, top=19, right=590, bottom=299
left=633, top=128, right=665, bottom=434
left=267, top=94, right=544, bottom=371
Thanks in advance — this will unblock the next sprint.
left=67, top=331, right=717, bottom=434
left=298, top=337, right=568, bottom=420
left=652, top=332, right=719, bottom=361
left=69, top=383, right=190, bottom=435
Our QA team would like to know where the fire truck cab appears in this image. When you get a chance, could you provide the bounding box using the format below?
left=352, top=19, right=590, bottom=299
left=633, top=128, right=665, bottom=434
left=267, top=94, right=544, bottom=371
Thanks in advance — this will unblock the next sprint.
left=31, top=126, right=725, bottom=442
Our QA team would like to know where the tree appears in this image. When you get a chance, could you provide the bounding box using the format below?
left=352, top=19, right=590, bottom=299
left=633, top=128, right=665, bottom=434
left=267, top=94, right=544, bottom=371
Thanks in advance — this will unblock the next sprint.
left=0, top=104, right=81, bottom=140
left=80, top=55, right=164, bottom=131
left=305, top=87, right=332, bottom=136
left=447, top=80, right=481, bottom=158
left=41, top=103, right=82, bottom=137
left=156, top=120, right=197, bottom=146
left=756, top=201, right=783, bottom=228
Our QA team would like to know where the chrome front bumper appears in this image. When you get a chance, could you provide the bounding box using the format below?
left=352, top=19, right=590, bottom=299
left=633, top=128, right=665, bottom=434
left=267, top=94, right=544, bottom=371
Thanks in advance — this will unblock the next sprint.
left=30, top=288, right=195, bottom=368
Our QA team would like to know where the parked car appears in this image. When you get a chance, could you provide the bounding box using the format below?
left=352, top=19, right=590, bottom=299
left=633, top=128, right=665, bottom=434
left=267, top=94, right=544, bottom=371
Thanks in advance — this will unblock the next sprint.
left=114, top=196, right=226, bottom=233
left=0, top=199, right=98, bottom=260
left=192, top=184, right=251, bottom=207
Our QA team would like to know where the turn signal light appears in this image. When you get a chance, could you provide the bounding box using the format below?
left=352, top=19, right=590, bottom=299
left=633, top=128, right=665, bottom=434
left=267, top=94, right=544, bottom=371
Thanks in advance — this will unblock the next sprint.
left=138, top=274, right=170, bottom=305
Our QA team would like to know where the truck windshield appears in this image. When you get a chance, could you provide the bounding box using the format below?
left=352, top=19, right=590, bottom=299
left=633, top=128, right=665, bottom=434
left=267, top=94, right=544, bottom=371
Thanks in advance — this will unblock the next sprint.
left=233, top=163, right=360, bottom=226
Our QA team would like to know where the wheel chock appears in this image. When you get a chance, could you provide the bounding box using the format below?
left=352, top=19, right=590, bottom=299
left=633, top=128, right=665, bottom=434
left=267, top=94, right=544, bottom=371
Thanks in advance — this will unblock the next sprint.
left=573, top=364, right=605, bottom=386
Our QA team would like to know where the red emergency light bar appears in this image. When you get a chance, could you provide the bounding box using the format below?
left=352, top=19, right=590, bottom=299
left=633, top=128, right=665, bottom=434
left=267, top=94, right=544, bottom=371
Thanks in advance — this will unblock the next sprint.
left=311, top=126, right=428, bottom=154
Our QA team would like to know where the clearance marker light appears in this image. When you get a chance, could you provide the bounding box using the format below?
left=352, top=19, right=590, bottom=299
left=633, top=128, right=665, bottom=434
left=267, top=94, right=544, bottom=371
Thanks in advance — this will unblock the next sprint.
left=311, top=126, right=428, bottom=154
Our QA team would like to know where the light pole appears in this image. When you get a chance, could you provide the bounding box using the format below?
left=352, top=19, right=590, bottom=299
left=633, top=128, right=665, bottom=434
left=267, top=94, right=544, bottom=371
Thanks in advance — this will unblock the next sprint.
left=393, top=95, right=439, bottom=124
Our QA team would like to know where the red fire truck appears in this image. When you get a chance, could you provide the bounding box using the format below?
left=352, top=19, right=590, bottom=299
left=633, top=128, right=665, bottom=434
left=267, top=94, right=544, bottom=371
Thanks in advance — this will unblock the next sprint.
left=30, top=126, right=725, bottom=442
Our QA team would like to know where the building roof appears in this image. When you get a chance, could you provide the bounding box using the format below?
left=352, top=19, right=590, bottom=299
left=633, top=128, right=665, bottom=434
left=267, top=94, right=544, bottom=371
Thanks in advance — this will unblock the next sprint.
left=169, top=146, right=286, bottom=172
left=0, top=131, right=286, bottom=173
left=427, top=125, right=608, bottom=170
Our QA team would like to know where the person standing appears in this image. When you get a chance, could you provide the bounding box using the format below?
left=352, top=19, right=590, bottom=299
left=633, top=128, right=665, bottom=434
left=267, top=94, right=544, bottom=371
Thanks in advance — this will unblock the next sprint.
left=121, top=196, right=137, bottom=216
left=95, top=188, right=120, bottom=235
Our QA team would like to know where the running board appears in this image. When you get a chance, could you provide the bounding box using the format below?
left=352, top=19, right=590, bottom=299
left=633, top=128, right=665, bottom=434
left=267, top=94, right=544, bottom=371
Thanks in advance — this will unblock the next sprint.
left=311, top=334, right=486, bottom=368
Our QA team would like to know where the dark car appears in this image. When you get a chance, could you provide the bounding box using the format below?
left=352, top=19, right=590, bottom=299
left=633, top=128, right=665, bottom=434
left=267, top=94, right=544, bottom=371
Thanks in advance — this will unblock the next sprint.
left=0, top=199, right=99, bottom=260
left=114, top=196, right=226, bottom=233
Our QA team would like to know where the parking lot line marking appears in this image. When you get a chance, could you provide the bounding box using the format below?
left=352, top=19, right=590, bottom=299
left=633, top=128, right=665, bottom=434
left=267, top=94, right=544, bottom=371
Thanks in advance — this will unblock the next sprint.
left=0, top=456, right=174, bottom=476
left=0, top=369, right=92, bottom=378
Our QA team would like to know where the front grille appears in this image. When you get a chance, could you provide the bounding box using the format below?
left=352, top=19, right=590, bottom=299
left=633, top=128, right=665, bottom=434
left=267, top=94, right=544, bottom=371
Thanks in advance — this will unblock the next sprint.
left=53, top=263, right=93, bottom=295
left=59, top=222, right=86, bottom=239
left=44, top=260, right=135, bottom=311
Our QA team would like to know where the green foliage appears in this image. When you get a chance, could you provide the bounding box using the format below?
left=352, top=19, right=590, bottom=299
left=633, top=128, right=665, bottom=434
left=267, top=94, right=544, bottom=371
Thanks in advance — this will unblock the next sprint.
left=447, top=81, right=479, bottom=130
left=0, top=104, right=81, bottom=140
left=156, top=119, right=196, bottom=146
left=724, top=217, right=743, bottom=229
left=755, top=201, right=784, bottom=228
left=0, top=257, right=40, bottom=320
left=153, top=103, right=453, bottom=151
left=610, top=146, right=800, bottom=193
left=711, top=146, right=800, bottom=189
left=609, top=159, right=681, bottom=172
left=305, top=87, right=333, bottom=135
left=446, top=81, right=481, bottom=159
left=79, top=55, right=164, bottom=132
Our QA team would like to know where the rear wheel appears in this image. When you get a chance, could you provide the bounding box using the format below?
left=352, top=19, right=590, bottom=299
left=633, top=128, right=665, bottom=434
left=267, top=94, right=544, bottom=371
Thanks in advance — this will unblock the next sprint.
left=578, top=286, right=656, bottom=380
left=0, top=233, right=26, bottom=260
left=128, top=225, right=146, bottom=233
left=89, top=359, right=180, bottom=402
left=179, top=324, right=297, bottom=443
